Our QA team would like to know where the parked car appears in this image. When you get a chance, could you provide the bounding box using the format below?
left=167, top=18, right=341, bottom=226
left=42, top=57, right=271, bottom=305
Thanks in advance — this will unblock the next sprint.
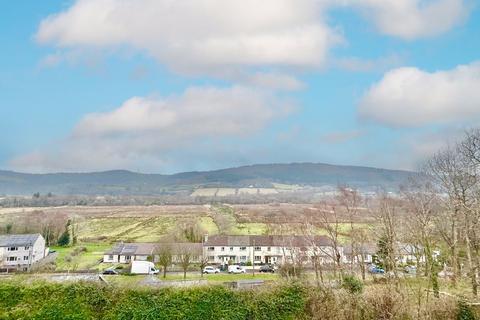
left=259, top=265, right=275, bottom=273
left=203, top=266, right=220, bottom=274
left=368, top=266, right=385, bottom=274
left=102, top=268, right=118, bottom=275
left=228, top=265, right=247, bottom=274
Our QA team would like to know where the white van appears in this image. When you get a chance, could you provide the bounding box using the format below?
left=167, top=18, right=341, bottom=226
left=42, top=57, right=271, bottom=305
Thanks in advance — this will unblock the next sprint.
left=131, top=261, right=159, bottom=275
left=228, top=265, right=246, bottom=274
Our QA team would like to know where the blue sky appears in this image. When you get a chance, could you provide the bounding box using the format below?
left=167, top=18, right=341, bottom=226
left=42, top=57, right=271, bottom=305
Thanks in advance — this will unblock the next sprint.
left=1, top=0, right=479, bottom=173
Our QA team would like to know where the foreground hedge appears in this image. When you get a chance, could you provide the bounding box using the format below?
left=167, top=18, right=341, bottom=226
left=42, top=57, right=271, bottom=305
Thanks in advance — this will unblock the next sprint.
left=0, top=282, right=307, bottom=320
left=0, top=281, right=478, bottom=320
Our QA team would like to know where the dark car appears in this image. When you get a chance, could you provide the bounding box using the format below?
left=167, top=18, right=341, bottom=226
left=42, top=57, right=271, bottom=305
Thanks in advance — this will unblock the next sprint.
left=259, top=265, right=275, bottom=273
left=102, top=269, right=118, bottom=275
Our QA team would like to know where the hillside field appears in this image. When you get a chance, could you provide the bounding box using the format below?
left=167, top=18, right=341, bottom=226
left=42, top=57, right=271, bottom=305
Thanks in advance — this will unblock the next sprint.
left=0, top=203, right=372, bottom=271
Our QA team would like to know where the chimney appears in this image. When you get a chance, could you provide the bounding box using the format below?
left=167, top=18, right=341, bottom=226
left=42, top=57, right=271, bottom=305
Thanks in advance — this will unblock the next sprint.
left=204, top=234, right=209, bottom=243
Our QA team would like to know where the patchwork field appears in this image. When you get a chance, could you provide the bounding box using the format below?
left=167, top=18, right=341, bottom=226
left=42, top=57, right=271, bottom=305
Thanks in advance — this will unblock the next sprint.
left=0, top=203, right=373, bottom=272
left=191, top=187, right=280, bottom=197
left=0, top=203, right=372, bottom=245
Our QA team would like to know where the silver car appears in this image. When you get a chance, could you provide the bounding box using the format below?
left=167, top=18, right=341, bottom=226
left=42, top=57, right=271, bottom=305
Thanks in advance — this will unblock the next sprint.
left=203, top=266, right=220, bottom=274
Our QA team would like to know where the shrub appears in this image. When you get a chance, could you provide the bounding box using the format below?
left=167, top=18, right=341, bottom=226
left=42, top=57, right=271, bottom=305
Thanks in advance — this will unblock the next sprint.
left=342, top=275, right=364, bottom=294
left=278, top=263, right=304, bottom=279
left=57, top=230, right=70, bottom=247
left=456, top=300, right=477, bottom=320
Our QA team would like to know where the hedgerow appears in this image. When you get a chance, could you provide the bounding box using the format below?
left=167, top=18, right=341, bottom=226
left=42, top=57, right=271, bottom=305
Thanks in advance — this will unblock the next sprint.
left=0, top=282, right=308, bottom=320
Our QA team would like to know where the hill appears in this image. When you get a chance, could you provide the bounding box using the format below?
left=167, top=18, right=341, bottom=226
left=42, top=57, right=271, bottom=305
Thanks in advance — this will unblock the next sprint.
left=0, top=163, right=415, bottom=195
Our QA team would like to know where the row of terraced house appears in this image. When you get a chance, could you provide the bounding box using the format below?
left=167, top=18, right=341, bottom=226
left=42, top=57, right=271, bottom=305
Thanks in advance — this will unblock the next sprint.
left=103, top=234, right=433, bottom=266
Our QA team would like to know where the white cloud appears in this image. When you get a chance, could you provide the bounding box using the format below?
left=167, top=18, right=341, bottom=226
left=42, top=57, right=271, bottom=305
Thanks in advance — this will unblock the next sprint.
left=243, top=72, right=305, bottom=91
left=36, top=0, right=338, bottom=75
left=11, top=86, right=294, bottom=173
left=35, top=0, right=470, bottom=77
left=358, top=62, right=480, bottom=127
left=343, top=0, right=469, bottom=39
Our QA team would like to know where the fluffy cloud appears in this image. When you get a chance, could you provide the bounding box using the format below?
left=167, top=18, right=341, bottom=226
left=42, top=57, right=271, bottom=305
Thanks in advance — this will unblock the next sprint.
left=35, top=0, right=469, bottom=75
left=243, top=72, right=305, bottom=91
left=358, top=62, right=480, bottom=127
left=343, top=0, right=468, bottom=39
left=11, top=86, right=293, bottom=172
left=36, top=0, right=338, bottom=75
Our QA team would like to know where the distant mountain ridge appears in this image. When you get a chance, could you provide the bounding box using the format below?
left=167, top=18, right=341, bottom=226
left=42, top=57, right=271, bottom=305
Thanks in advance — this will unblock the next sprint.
left=0, top=163, right=416, bottom=195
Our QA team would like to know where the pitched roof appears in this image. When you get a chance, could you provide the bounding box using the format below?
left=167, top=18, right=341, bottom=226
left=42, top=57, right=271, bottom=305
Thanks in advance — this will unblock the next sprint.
left=105, top=243, right=156, bottom=256
left=105, top=242, right=203, bottom=256
left=204, top=235, right=332, bottom=247
left=0, top=234, right=42, bottom=247
left=343, top=243, right=377, bottom=255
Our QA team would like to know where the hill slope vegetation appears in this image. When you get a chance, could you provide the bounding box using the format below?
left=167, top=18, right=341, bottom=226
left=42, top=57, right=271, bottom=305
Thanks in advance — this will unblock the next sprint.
left=0, top=163, right=415, bottom=195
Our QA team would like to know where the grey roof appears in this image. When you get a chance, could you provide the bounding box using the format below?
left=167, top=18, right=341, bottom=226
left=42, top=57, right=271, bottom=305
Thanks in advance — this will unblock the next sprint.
left=105, top=242, right=203, bottom=256
left=343, top=243, right=377, bottom=255
left=0, top=234, right=42, bottom=247
left=105, top=243, right=156, bottom=256
left=204, top=235, right=332, bottom=247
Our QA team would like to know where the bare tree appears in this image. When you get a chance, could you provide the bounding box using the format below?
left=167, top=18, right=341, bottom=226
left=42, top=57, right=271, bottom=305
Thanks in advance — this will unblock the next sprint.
left=300, top=218, right=324, bottom=286
left=198, top=255, right=209, bottom=278
left=425, top=145, right=470, bottom=287
left=312, top=202, right=343, bottom=279
left=178, top=247, right=192, bottom=280
left=458, top=129, right=480, bottom=296
left=401, top=177, right=440, bottom=297
left=426, top=131, right=480, bottom=295
left=374, top=193, right=400, bottom=281
left=336, top=186, right=370, bottom=280
left=157, top=244, right=173, bottom=279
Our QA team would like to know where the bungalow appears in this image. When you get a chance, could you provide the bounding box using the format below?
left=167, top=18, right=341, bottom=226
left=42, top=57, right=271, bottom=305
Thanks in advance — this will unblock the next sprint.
left=104, top=242, right=203, bottom=264
left=396, top=243, right=440, bottom=264
left=342, top=243, right=377, bottom=265
left=104, top=243, right=156, bottom=263
left=0, top=234, right=49, bottom=271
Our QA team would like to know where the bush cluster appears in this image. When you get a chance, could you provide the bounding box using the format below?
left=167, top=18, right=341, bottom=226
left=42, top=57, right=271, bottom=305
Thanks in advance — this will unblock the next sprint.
left=0, top=282, right=307, bottom=320
left=0, top=282, right=478, bottom=320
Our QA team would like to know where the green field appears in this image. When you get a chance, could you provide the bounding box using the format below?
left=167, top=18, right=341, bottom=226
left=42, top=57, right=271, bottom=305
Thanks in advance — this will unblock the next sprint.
left=52, top=242, right=111, bottom=271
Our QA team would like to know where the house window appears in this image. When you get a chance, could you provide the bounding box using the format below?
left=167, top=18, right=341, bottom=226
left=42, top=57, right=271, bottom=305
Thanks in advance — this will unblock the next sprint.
left=24, top=256, right=29, bottom=260
left=108, top=255, right=114, bottom=260
left=125, top=255, right=131, bottom=260
left=240, top=256, right=247, bottom=261
left=254, top=246, right=261, bottom=251
left=267, top=247, right=271, bottom=251
left=240, top=247, right=247, bottom=251
left=7, top=257, right=17, bottom=261
left=254, top=256, right=261, bottom=261
left=229, top=247, right=234, bottom=251
left=221, top=247, right=225, bottom=251
left=25, top=246, right=30, bottom=250
left=208, top=247, right=215, bottom=251
left=208, top=256, right=215, bottom=261
left=7, top=247, right=18, bottom=251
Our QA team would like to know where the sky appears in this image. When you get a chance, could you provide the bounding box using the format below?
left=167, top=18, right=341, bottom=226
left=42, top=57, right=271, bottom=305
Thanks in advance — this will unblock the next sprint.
left=1, top=0, right=479, bottom=174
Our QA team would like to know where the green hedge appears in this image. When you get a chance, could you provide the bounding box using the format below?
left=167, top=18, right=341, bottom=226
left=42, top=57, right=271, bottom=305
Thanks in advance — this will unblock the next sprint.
left=0, top=282, right=307, bottom=320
